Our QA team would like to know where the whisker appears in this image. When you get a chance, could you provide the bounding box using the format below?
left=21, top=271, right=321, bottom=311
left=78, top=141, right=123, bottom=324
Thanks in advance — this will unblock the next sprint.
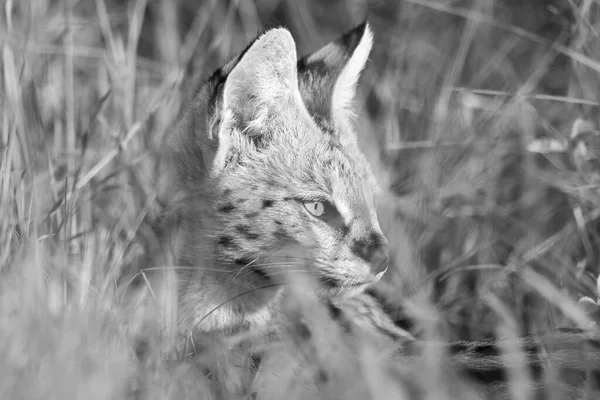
left=239, top=257, right=338, bottom=269
left=235, top=266, right=308, bottom=283
left=119, top=265, right=235, bottom=302
left=244, top=270, right=312, bottom=288
left=226, top=257, right=334, bottom=284
left=227, top=257, right=260, bottom=286
left=197, top=283, right=285, bottom=329
left=142, top=265, right=233, bottom=273
left=233, top=262, right=311, bottom=269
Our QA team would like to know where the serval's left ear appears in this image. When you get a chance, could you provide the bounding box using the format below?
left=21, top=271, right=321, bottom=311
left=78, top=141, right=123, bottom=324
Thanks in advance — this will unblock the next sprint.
left=297, top=21, right=373, bottom=129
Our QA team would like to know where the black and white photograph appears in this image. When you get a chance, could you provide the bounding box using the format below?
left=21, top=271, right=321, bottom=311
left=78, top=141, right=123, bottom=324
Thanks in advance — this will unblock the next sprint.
left=2, top=1, right=600, bottom=398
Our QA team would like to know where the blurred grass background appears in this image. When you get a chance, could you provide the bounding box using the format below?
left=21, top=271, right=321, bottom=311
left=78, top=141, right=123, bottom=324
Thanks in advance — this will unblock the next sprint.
left=2, top=0, right=600, bottom=398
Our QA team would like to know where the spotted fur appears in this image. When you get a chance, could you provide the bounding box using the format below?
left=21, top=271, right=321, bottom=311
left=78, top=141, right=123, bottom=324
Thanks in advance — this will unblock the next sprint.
left=156, top=22, right=600, bottom=399
left=163, top=22, right=391, bottom=335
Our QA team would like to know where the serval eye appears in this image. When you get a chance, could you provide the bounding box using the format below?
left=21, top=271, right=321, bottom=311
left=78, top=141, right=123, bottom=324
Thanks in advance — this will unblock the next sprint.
left=303, top=201, right=325, bottom=217
left=301, top=201, right=345, bottom=230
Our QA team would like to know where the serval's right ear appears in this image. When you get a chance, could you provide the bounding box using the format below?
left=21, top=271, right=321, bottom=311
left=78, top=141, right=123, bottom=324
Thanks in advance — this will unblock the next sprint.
left=209, top=28, right=299, bottom=173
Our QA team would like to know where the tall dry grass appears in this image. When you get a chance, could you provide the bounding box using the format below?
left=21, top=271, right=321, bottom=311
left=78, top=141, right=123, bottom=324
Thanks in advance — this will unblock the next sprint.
left=1, top=0, right=600, bottom=399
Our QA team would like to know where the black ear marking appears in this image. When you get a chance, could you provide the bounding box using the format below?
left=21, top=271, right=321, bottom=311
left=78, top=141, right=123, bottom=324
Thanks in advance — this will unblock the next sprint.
left=296, top=59, right=335, bottom=131
left=296, top=21, right=373, bottom=131
left=335, top=20, right=369, bottom=61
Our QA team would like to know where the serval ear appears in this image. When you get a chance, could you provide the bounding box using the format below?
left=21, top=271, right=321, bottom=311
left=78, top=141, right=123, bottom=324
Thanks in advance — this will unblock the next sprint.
left=211, top=28, right=298, bottom=172
left=297, top=21, right=373, bottom=131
